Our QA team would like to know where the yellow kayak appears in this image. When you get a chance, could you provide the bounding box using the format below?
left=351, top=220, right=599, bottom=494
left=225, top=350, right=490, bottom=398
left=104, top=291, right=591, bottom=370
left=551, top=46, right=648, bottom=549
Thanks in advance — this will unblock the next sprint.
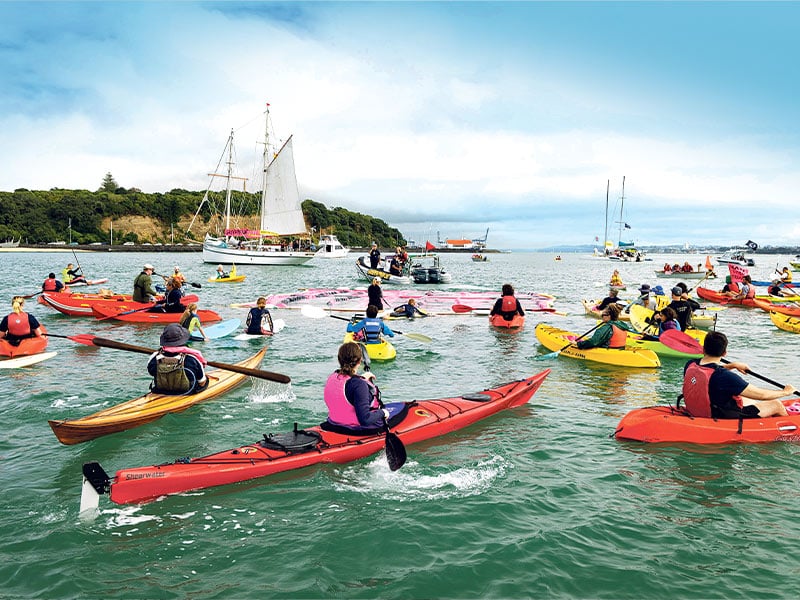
left=627, top=305, right=708, bottom=344
left=582, top=299, right=631, bottom=322
left=535, top=323, right=660, bottom=368
left=343, top=332, right=397, bottom=361
left=770, top=310, right=800, bottom=333
left=208, top=264, right=246, bottom=283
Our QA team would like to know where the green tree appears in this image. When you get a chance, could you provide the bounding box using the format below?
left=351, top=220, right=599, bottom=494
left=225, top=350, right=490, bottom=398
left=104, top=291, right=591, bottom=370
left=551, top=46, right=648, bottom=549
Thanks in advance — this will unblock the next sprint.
left=100, top=172, right=118, bottom=192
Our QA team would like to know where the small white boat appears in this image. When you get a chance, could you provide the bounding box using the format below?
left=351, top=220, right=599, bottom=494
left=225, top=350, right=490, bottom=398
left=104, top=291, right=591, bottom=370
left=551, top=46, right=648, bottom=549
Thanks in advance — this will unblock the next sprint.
left=717, top=248, right=755, bottom=266
left=314, top=234, right=350, bottom=259
left=410, top=253, right=452, bottom=284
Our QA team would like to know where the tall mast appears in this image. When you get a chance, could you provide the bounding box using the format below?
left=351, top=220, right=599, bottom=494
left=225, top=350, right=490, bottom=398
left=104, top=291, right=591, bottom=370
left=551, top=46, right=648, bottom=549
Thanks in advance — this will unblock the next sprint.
left=604, top=179, right=609, bottom=255
left=259, top=103, right=271, bottom=244
left=617, top=175, right=626, bottom=245
left=223, top=129, right=234, bottom=236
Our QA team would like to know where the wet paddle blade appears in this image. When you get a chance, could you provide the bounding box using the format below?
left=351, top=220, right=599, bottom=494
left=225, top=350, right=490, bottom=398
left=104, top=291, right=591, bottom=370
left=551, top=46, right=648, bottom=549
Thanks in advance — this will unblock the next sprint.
left=300, top=305, right=327, bottom=319
left=384, top=430, right=407, bottom=471
left=534, top=350, right=562, bottom=361
left=451, top=304, right=473, bottom=313
left=659, top=330, right=703, bottom=354
left=69, top=334, right=99, bottom=346
left=399, top=332, right=432, bottom=343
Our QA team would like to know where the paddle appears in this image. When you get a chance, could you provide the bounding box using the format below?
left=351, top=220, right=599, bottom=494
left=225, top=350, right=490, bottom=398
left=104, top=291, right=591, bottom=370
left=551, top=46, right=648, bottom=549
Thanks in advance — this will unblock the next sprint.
left=358, top=341, right=406, bottom=471
left=534, top=323, right=602, bottom=360
left=45, top=333, right=290, bottom=383
left=155, top=272, right=202, bottom=289
left=300, top=305, right=432, bottom=343
left=453, top=303, right=558, bottom=315
left=659, top=330, right=800, bottom=397
left=22, top=290, right=44, bottom=300
left=96, top=304, right=159, bottom=321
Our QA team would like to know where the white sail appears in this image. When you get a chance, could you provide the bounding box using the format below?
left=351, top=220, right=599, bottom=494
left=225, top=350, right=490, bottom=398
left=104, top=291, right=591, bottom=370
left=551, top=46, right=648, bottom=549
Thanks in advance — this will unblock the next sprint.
left=260, top=137, right=307, bottom=235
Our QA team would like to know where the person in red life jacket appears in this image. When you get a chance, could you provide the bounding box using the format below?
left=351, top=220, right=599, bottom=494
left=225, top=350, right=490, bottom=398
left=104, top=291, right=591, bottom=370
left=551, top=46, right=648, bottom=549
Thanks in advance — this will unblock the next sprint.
left=683, top=331, right=794, bottom=419
left=349, top=304, right=395, bottom=343
left=490, top=284, right=525, bottom=322
left=663, top=263, right=672, bottom=274
left=323, top=341, right=390, bottom=430
left=681, top=261, right=694, bottom=272
left=41, top=272, right=66, bottom=293
left=576, top=304, right=636, bottom=350
left=0, top=296, right=44, bottom=346
left=147, top=324, right=208, bottom=394
left=726, top=275, right=755, bottom=301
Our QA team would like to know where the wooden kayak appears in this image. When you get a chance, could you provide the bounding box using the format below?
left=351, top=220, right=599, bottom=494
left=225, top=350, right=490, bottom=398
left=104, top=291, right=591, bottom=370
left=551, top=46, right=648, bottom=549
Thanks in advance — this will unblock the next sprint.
left=615, top=400, right=800, bottom=444
left=48, top=347, right=267, bottom=445
left=80, top=370, right=551, bottom=505
left=534, top=323, right=660, bottom=368
left=39, top=291, right=199, bottom=317
left=0, top=325, right=48, bottom=358
left=343, top=332, right=397, bottom=361
left=770, top=310, right=800, bottom=333
left=91, top=303, right=221, bottom=323
left=489, top=313, right=525, bottom=329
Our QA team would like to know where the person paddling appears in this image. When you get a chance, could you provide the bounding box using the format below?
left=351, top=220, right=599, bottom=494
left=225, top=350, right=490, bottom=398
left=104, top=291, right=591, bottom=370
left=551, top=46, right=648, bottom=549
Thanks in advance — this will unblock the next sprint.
left=682, top=331, right=794, bottom=419
left=0, top=296, right=44, bottom=347
left=576, top=304, right=636, bottom=350
left=147, top=324, right=208, bottom=394
left=349, top=304, right=394, bottom=343
left=42, top=272, right=66, bottom=293
left=133, top=264, right=158, bottom=303
left=61, top=262, right=87, bottom=285
left=215, top=265, right=229, bottom=279
left=490, top=283, right=525, bottom=323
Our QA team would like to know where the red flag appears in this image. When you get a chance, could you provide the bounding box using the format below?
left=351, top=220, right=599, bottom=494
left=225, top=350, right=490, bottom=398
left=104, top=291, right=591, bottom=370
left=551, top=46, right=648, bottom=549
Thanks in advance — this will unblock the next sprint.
left=728, top=263, right=749, bottom=283
left=425, top=240, right=436, bottom=251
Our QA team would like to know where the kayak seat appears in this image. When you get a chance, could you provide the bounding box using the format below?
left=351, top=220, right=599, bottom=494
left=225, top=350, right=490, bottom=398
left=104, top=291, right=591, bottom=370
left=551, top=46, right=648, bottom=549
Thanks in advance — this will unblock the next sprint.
left=461, top=393, right=492, bottom=403
left=320, top=402, right=412, bottom=436
left=260, top=426, right=323, bottom=454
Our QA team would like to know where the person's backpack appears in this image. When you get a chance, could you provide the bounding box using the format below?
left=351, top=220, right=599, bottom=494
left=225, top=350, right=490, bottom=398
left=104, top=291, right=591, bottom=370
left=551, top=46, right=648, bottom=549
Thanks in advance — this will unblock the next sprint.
left=154, top=354, right=192, bottom=394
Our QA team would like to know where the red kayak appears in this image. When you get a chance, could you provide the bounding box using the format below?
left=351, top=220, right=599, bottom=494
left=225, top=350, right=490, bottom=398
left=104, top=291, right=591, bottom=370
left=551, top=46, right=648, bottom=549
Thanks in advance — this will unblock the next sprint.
left=39, top=291, right=199, bottom=317
left=91, top=303, right=221, bottom=323
left=0, top=325, right=48, bottom=358
left=615, top=401, right=800, bottom=444
left=81, top=370, right=550, bottom=505
left=695, top=287, right=761, bottom=307
left=489, top=314, right=525, bottom=329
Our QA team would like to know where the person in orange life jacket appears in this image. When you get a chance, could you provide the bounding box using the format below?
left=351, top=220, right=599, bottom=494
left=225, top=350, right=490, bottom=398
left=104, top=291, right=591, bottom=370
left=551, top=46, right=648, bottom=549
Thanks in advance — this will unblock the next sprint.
left=0, top=296, right=44, bottom=346
left=576, top=304, right=636, bottom=350
left=147, top=324, right=208, bottom=394
left=368, top=242, right=381, bottom=269
left=392, top=298, right=427, bottom=318
left=349, top=304, right=395, bottom=343
left=595, top=287, right=624, bottom=311
left=490, top=284, right=525, bottom=322
left=367, top=277, right=384, bottom=310
left=42, top=272, right=66, bottom=292
left=246, top=297, right=274, bottom=335
left=683, top=331, right=794, bottom=419
left=61, top=262, right=87, bottom=285
left=779, top=266, right=792, bottom=284
left=171, top=266, right=187, bottom=287
left=323, top=341, right=390, bottom=430
left=666, top=286, right=694, bottom=331
left=652, top=306, right=681, bottom=333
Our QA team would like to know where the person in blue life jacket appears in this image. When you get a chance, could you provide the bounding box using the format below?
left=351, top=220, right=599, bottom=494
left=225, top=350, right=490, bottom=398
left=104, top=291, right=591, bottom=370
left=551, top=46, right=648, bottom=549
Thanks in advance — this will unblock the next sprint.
left=349, top=304, right=394, bottom=343
left=323, top=341, right=391, bottom=430
left=42, top=272, right=66, bottom=293
left=682, top=331, right=794, bottom=419
left=576, top=304, right=637, bottom=350
left=246, top=296, right=274, bottom=335
left=392, top=298, right=427, bottom=318
left=369, top=242, right=381, bottom=269
left=147, top=324, right=208, bottom=394
left=179, top=302, right=208, bottom=341
left=490, top=284, right=525, bottom=322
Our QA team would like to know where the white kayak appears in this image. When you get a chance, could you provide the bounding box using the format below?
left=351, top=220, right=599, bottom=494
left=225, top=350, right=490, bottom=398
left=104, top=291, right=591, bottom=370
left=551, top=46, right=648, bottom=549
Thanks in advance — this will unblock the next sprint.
left=0, top=351, right=58, bottom=369
left=65, top=278, right=110, bottom=287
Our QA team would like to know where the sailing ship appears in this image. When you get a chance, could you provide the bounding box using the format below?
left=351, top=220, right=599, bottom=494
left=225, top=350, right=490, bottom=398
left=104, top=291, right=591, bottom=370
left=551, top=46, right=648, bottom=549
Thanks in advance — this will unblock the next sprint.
left=0, top=237, right=21, bottom=248
left=191, top=105, right=315, bottom=266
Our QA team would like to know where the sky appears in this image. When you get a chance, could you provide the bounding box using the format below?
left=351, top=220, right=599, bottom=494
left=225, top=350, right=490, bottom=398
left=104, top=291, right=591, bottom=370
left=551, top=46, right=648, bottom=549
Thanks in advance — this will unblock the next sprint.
left=2, top=1, right=800, bottom=250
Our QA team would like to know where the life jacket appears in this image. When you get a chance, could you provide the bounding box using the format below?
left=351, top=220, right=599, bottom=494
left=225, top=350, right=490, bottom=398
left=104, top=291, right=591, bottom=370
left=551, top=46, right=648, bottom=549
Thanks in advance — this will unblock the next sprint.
left=742, top=284, right=755, bottom=299
left=7, top=312, right=32, bottom=337
left=180, top=313, right=200, bottom=333
left=659, top=319, right=681, bottom=333
left=42, top=278, right=60, bottom=291
left=362, top=317, right=383, bottom=342
left=682, top=361, right=743, bottom=418
left=152, top=352, right=192, bottom=394
left=727, top=282, right=740, bottom=294
left=323, top=372, right=379, bottom=427
left=608, top=323, right=628, bottom=349
left=501, top=296, right=517, bottom=313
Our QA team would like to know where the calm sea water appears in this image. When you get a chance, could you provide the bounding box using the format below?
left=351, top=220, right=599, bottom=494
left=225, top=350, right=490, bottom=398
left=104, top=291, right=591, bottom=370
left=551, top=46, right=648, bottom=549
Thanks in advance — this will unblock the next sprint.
left=2, top=250, right=799, bottom=599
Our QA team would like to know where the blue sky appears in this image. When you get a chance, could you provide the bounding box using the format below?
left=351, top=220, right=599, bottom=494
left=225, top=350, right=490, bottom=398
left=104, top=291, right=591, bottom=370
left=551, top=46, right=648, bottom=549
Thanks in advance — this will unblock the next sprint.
left=2, top=1, right=799, bottom=249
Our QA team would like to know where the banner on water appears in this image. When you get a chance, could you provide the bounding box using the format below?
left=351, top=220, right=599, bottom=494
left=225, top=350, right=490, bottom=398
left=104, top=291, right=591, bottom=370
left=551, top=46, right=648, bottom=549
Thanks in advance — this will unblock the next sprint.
left=728, top=263, right=749, bottom=283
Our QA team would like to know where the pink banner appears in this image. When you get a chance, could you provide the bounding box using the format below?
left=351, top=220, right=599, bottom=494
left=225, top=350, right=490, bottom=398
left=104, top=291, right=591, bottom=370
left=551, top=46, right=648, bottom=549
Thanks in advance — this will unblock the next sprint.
left=728, top=263, right=749, bottom=283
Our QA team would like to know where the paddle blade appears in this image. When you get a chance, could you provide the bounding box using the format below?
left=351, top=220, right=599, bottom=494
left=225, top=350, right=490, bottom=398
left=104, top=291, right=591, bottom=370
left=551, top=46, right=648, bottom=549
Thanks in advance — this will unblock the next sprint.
left=300, top=305, right=327, bottom=319
left=384, top=430, right=407, bottom=471
left=534, top=350, right=561, bottom=361
left=451, top=304, right=473, bottom=313
left=400, top=332, right=432, bottom=343
left=69, top=334, right=99, bottom=346
left=190, top=282, right=202, bottom=289
left=659, top=330, right=703, bottom=354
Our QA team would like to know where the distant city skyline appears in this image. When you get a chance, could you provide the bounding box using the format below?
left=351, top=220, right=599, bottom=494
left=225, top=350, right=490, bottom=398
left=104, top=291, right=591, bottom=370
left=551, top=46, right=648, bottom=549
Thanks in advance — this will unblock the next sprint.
left=2, top=2, right=799, bottom=249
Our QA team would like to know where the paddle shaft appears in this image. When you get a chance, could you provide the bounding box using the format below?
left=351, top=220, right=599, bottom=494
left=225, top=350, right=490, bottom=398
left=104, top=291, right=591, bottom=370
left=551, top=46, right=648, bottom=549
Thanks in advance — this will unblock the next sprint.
left=86, top=336, right=290, bottom=383
left=23, top=290, right=44, bottom=299
left=155, top=272, right=202, bottom=289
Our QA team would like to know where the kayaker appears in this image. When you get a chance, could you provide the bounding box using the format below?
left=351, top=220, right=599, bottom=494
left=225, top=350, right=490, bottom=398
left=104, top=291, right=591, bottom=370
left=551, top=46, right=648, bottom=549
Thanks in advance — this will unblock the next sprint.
left=215, top=265, right=229, bottom=279
left=595, top=288, right=624, bottom=311
left=627, top=284, right=657, bottom=311
left=367, top=277, right=384, bottom=310
left=666, top=286, right=694, bottom=331
left=42, top=272, right=66, bottom=293
left=392, top=298, right=427, bottom=318
left=725, top=275, right=755, bottom=301
left=576, top=304, right=636, bottom=350
left=674, top=282, right=701, bottom=312
left=779, top=266, right=793, bottom=284
left=369, top=242, right=381, bottom=269
left=61, top=262, right=87, bottom=285
left=0, top=296, right=44, bottom=346
left=147, top=324, right=208, bottom=395
left=652, top=306, right=681, bottom=333
left=323, top=341, right=390, bottom=430
left=179, top=302, right=208, bottom=341
left=609, top=269, right=623, bottom=287
left=246, top=297, right=274, bottom=335
left=490, top=284, right=525, bottom=322
left=172, top=266, right=187, bottom=287
left=133, top=264, right=158, bottom=303
left=150, top=278, right=184, bottom=313
left=349, top=304, right=394, bottom=343
left=682, top=331, right=794, bottom=419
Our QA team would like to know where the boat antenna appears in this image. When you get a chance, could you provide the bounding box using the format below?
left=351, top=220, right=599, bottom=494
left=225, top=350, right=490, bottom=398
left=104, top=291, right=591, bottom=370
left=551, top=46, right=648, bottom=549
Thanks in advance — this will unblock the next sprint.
left=604, top=179, right=609, bottom=255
